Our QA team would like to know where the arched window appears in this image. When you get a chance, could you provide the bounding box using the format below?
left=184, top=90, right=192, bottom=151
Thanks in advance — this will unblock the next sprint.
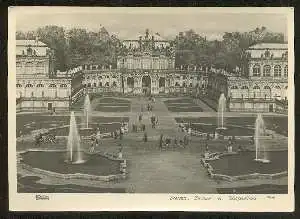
left=93, top=83, right=97, bottom=87
left=231, top=86, right=238, bottom=89
left=241, top=86, right=248, bottom=89
left=36, top=84, right=44, bottom=88
left=274, top=65, right=282, bottom=77
left=112, top=75, right=116, bottom=78
left=87, top=83, right=91, bottom=87
left=182, top=82, right=186, bottom=88
left=98, top=76, right=102, bottom=79
left=263, top=65, right=271, bottom=77
left=49, top=84, right=56, bottom=88
left=176, top=76, right=180, bottom=80
left=253, top=85, right=260, bottom=90
left=27, top=47, right=33, bottom=56
left=252, top=64, right=261, bottom=76
left=105, top=82, right=109, bottom=87
left=264, top=86, right=271, bottom=89
left=112, top=81, right=117, bottom=87
left=284, top=65, right=288, bottom=77
left=60, top=84, right=67, bottom=88
left=25, top=84, right=33, bottom=88
left=16, top=84, right=22, bottom=88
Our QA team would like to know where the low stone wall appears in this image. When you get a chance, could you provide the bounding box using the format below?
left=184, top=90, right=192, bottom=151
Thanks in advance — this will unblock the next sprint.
left=18, top=149, right=127, bottom=182
left=200, top=152, right=288, bottom=182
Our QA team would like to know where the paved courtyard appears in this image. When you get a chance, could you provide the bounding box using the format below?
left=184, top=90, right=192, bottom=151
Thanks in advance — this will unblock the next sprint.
left=17, top=96, right=288, bottom=193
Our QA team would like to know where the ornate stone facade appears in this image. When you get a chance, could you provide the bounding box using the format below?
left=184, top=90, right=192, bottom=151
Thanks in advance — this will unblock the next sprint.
left=16, top=40, right=71, bottom=112
left=208, top=43, right=288, bottom=112
left=83, top=29, right=206, bottom=95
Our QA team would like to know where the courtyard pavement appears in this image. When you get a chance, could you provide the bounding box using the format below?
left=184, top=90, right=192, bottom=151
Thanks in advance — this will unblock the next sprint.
left=17, top=96, right=288, bottom=193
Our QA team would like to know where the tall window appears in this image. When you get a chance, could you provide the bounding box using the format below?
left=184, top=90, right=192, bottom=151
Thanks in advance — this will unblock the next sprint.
left=31, top=92, right=34, bottom=97
left=99, top=82, right=102, bottom=87
left=263, top=65, right=271, bottom=77
left=284, top=65, right=288, bottom=77
left=252, top=64, right=261, bottom=76
left=274, top=65, right=282, bottom=77
left=41, top=91, right=44, bottom=97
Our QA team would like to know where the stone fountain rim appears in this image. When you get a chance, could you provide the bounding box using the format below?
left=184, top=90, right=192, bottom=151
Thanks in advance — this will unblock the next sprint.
left=200, top=152, right=288, bottom=182
left=17, top=149, right=127, bottom=182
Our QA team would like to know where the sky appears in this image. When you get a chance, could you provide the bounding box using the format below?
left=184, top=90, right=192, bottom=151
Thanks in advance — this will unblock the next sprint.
left=14, top=8, right=288, bottom=41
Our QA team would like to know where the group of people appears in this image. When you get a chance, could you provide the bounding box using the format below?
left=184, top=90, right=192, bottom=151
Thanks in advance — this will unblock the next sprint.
left=35, top=132, right=56, bottom=147
left=158, top=134, right=191, bottom=150
left=89, top=122, right=126, bottom=153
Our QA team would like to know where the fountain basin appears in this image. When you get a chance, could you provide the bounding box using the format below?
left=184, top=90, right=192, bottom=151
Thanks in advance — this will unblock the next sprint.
left=207, top=151, right=287, bottom=177
left=18, top=150, right=127, bottom=182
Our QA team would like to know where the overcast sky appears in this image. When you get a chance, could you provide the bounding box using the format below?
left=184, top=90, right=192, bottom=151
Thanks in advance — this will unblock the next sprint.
left=15, top=8, right=288, bottom=41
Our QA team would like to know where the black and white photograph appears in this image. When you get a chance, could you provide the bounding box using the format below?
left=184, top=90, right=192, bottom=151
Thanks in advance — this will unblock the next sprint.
left=8, top=7, right=294, bottom=211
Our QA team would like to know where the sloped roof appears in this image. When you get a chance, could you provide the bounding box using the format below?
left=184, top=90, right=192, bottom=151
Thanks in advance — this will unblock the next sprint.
left=16, top=40, right=47, bottom=47
left=248, top=43, right=288, bottom=50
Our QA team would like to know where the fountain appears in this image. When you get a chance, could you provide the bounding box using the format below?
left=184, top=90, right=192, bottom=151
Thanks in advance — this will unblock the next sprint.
left=254, top=113, right=270, bottom=163
left=83, top=94, right=92, bottom=129
left=217, top=93, right=227, bottom=130
left=66, top=111, right=85, bottom=164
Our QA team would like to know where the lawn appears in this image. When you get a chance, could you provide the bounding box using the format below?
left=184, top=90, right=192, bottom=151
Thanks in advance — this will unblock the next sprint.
left=18, top=175, right=126, bottom=193
left=164, top=98, right=203, bottom=112
left=17, top=114, right=128, bottom=137
left=175, top=116, right=288, bottom=136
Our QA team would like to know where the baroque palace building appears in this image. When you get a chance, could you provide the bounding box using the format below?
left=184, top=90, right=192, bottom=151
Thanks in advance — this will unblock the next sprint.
left=207, top=43, right=288, bottom=112
left=82, top=29, right=207, bottom=95
left=16, top=39, right=74, bottom=112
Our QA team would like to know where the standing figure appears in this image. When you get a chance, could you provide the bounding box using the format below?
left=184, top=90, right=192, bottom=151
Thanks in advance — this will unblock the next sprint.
left=143, top=132, right=148, bottom=142
left=159, top=134, right=163, bottom=150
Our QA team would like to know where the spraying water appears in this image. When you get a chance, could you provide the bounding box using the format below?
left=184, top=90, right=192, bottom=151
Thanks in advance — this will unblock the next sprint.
left=84, top=94, right=92, bottom=129
left=217, top=93, right=227, bottom=129
left=254, top=114, right=270, bottom=163
left=66, top=111, right=84, bottom=164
